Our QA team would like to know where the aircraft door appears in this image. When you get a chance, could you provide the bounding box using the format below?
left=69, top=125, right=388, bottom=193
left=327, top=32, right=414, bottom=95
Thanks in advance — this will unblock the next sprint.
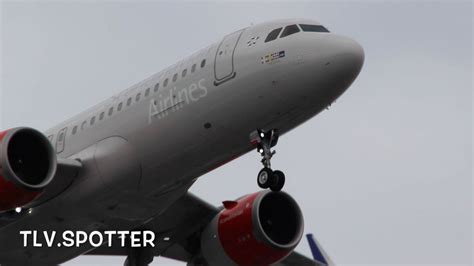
left=56, top=127, right=67, bottom=153
left=214, top=29, right=244, bottom=85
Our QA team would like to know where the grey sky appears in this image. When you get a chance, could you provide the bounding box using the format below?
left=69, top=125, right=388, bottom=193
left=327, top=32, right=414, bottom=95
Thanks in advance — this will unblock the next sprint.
left=1, top=1, right=472, bottom=265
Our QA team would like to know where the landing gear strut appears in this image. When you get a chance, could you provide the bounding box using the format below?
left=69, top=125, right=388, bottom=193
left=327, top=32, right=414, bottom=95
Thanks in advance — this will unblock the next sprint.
left=123, top=231, right=154, bottom=266
left=250, top=129, right=285, bottom=191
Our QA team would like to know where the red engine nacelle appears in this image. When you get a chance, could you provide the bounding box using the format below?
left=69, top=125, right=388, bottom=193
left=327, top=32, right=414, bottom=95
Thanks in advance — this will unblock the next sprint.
left=0, top=127, right=56, bottom=212
left=200, top=190, right=304, bottom=265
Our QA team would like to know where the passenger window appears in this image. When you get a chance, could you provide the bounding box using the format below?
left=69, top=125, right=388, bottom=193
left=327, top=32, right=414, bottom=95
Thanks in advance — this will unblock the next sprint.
left=118, top=102, right=123, bottom=111
left=299, top=24, right=330, bottom=33
left=72, top=126, right=78, bottom=135
left=201, top=59, right=206, bottom=68
left=173, top=73, right=178, bottom=82
left=182, top=69, right=187, bottom=77
left=154, top=83, right=160, bottom=92
left=265, top=28, right=282, bottom=42
left=127, top=97, right=132, bottom=106
left=191, top=64, right=196, bottom=73
left=145, top=88, right=150, bottom=97
left=108, top=107, right=114, bottom=116
left=280, top=24, right=300, bottom=38
left=136, top=93, right=141, bottom=102
left=81, top=121, right=87, bottom=130
left=164, top=78, right=169, bottom=87
left=100, top=112, right=105, bottom=120
left=90, top=116, right=96, bottom=125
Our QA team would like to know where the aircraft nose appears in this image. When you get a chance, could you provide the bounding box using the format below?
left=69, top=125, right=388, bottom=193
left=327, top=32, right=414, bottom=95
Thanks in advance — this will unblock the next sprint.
left=316, top=35, right=364, bottom=97
left=326, top=35, right=364, bottom=82
left=343, top=37, right=364, bottom=75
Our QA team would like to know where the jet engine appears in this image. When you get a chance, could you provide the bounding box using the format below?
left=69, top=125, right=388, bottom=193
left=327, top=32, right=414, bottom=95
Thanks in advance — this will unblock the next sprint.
left=0, top=127, right=56, bottom=212
left=200, top=190, right=304, bottom=265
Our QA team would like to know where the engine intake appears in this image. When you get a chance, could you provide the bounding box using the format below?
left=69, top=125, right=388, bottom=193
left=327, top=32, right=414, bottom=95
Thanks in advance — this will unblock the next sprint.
left=201, top=190, right=304, bottom=265
left=257, top=191, right=302, bottom=247
left=0, top=127, right=56, bottom=212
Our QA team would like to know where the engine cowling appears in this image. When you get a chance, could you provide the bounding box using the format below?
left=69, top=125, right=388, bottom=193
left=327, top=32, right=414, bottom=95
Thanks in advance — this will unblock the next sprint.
left=0, top=127, right=56, bottom=212
left=200, top=190, right=304, bottom=265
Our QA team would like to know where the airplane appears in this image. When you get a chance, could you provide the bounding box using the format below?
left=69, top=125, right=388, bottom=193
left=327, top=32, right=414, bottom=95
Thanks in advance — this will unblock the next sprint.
left=0, top=18, right=363, bottom=265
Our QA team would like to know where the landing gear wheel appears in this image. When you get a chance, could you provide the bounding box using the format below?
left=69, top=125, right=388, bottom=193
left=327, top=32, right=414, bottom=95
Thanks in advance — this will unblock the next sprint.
left=270, top=170, right=285, bottom=192
left=258, top=168, right=273, bottom=189
left=250, top=129, right=286, bottom=191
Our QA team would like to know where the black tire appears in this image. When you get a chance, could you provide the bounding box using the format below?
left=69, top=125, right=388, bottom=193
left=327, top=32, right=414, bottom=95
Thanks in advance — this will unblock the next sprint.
left=257, top=168, right=273, bottom=189
left=270, top=170, right=285, bottom=191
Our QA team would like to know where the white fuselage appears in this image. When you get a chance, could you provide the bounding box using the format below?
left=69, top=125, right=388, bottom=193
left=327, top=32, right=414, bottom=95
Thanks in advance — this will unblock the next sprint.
left=0, top=19, right=363, bottom=264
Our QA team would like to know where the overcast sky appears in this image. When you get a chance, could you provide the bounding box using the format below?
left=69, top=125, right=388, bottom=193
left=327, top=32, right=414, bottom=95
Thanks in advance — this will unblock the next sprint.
left=1, top=1, right=472, bottom=265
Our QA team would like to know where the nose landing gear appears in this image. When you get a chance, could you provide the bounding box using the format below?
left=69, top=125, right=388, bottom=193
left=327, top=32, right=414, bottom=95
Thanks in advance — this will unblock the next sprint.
left=250, top=129, right=285, bottom=191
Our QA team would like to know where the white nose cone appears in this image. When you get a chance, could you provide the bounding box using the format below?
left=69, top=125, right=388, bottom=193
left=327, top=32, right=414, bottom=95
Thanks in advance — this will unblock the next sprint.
left=345, top=37, right=365, bottom=77
left=321, top=35, right=365, bottom=93
left=331, top=35, right=365, bottom=82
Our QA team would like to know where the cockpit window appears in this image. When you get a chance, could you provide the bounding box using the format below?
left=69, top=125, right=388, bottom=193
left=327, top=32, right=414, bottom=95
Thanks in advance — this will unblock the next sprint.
left=300, top=24, right=330, bottom=33
left=265, top=28, right=282, bottom=43
left=280, top=24, right=300, bottom=38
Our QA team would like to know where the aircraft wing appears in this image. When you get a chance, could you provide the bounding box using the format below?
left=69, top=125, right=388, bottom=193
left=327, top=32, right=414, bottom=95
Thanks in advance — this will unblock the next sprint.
left=87, top=192, right=216, bottom=260
left=87, top=192, right=323, bottom=265
left=276, top=252, right=321, bottom=266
